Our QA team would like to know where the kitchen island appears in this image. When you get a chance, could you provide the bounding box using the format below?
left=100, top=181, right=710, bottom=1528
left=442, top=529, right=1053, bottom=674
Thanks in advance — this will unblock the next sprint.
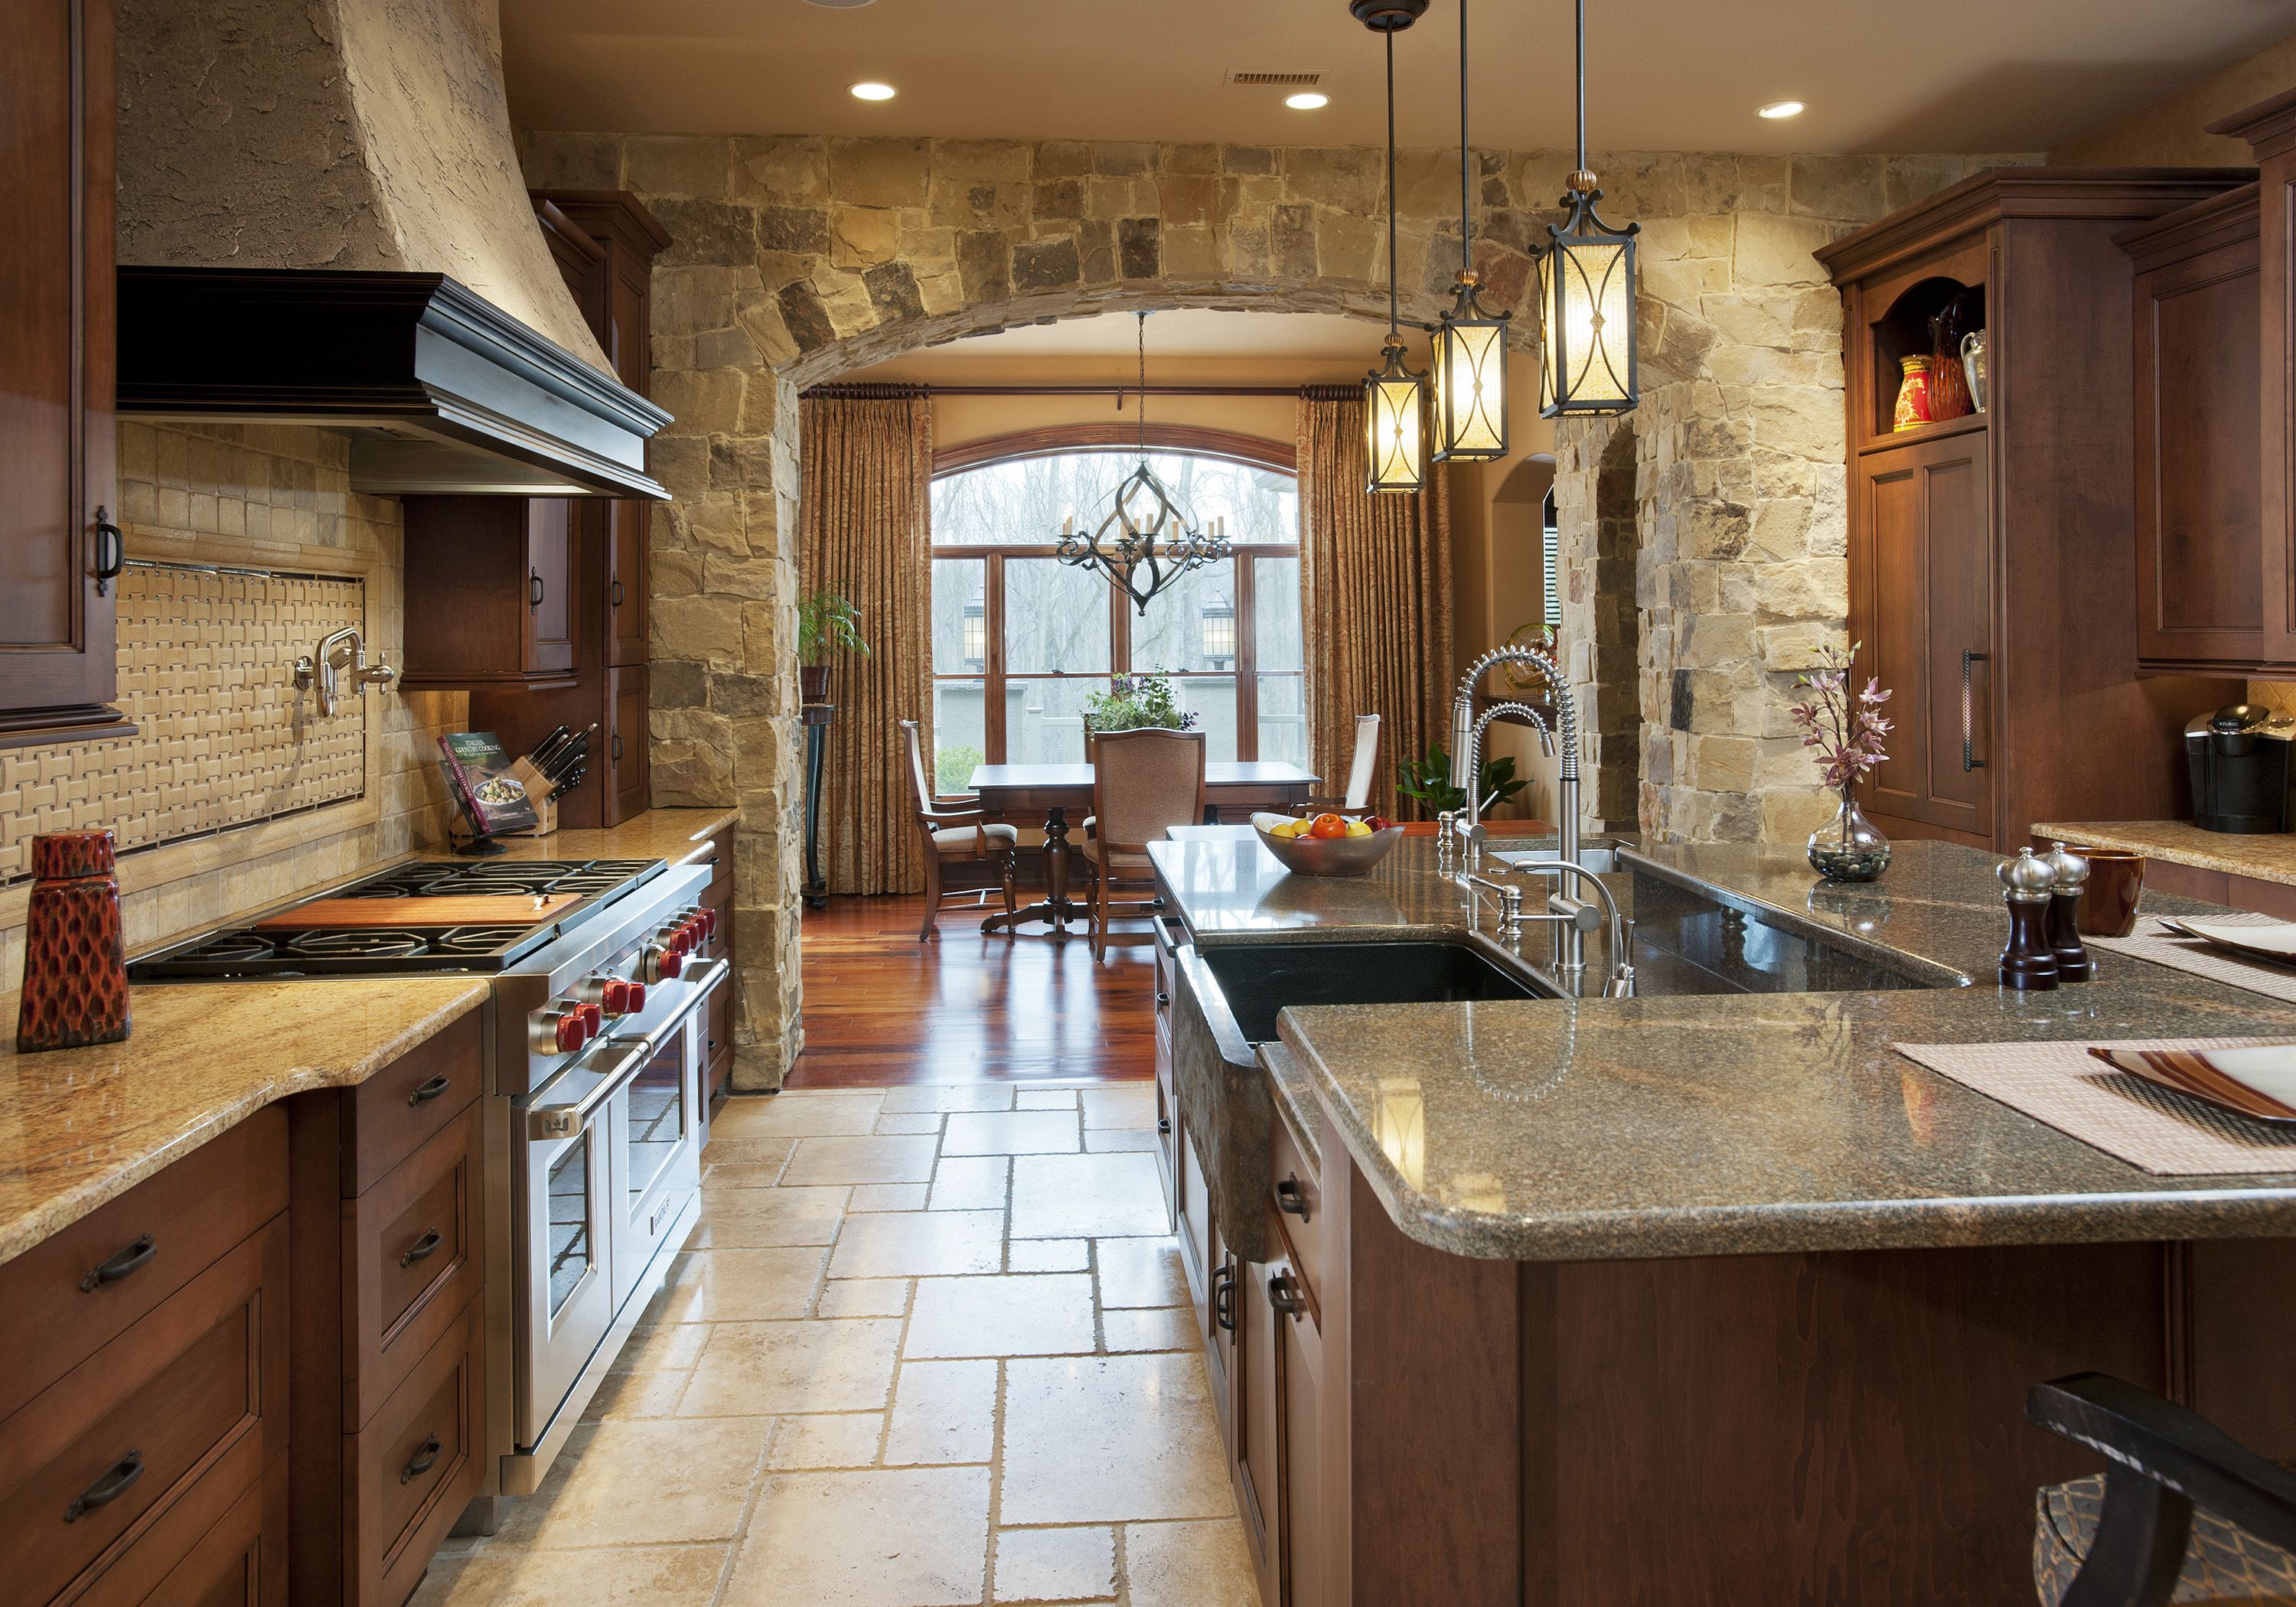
left=1147, top=832, right=2296, bottom=1607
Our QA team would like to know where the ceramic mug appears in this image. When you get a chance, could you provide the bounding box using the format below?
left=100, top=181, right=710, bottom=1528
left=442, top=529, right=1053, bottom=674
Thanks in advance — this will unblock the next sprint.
left=2072, top=848, right=2145, bottom=938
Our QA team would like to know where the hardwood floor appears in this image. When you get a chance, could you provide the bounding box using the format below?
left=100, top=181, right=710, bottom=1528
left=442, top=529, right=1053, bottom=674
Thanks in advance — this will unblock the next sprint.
left=791, top=892, right=1157, bottom=1086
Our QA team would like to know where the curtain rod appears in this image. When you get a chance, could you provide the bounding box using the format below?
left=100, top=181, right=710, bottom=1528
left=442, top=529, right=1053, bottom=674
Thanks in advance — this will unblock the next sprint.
left=803, top=382, right=1357, bottom=399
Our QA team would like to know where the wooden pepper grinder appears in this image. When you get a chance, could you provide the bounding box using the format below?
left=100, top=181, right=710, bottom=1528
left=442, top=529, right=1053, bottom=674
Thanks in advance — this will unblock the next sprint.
left=2043, top=840, right=2093, bottom=982
left=15, top=830, right=132, bottom=1051
left=1998, top=846, right=2060, bottom=991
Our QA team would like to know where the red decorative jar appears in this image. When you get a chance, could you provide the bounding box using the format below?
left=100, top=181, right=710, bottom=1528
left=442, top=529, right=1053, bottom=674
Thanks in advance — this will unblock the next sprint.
left=15, top=830, right=131, bottom=1052
left=1891, top=355, right=1935, bottom=432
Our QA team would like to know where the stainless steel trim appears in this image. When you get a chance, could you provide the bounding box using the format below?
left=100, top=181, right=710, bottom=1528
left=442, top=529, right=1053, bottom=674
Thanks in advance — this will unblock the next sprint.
left=527, top=1041, right=648, bottom=1141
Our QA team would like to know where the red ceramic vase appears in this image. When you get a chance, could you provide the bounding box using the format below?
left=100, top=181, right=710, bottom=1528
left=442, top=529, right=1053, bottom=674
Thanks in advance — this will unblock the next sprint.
left=15, top=830, right=132, bottom=1052
left=1891, top=356, right=1935, bottom=432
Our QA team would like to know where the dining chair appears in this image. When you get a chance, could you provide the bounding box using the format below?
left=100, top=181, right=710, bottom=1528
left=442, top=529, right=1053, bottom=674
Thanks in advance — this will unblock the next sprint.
left=1293, top=713, right=1382, bottom=819
left=899, top=719, right=1019, bottom=942
left=1079, top=728, right=1206, bottom=960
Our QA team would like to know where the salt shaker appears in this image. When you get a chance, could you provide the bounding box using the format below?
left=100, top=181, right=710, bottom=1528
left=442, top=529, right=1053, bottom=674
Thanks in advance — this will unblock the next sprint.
left=1998, top=846, right=2060, bottom=991
left=15, top=830, right=132, bottom=1052
left=2043, top=841, right=2093, bottom=982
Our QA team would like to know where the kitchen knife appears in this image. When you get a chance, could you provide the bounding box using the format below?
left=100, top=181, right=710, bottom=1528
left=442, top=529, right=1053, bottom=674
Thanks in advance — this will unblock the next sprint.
left=550, top=764, right=586, bottom=800
left=544, top=731, right=591, bottom=784
left=530, top=725, right=572, bottom=769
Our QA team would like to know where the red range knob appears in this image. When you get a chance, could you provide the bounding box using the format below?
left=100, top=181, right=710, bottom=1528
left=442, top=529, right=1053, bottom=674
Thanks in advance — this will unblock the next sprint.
left=703, top=906, right=719, bottom=938
left=602, top=980, right=635, bottom=1015
left=662, top=924, right=691, bottom=957
left=577, top=1002, right=603, bottom=1037
left=554, top=1012, right=586, bottom=1054
left=625, top=981, right=647, bottom=1012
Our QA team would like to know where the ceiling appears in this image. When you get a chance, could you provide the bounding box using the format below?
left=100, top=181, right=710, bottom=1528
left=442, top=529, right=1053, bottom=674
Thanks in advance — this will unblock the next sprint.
left=499, top=0, right=2296, bottom=156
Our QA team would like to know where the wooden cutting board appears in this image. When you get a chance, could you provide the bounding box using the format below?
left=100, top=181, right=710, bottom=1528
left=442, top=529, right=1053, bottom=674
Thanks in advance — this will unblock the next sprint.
left=251, top=894, right=583, bottom=931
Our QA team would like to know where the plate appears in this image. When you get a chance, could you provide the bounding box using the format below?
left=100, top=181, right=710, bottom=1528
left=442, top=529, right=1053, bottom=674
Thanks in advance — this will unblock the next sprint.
left=2157, top=917, right=2296, bottom=966
left=2087, top=1043, right=2296, bottom=1126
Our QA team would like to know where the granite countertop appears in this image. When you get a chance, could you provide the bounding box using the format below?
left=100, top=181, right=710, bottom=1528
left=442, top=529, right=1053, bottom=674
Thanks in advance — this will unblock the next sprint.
left=2033, top=820, right=2296, bottom=888
left=1150, top=833, right=2296, bottom=1263
left=470, top=806, right=736, bottom=869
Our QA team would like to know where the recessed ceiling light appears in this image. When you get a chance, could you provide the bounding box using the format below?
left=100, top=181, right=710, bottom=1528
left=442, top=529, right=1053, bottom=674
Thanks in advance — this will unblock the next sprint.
left=805, top=0, right=876, bottom=7
left=1286, top=91, right=1330, bottom=110
left=850, top=81, right=898, bottom=102
left=1757, top=99, right=1805, bottom=119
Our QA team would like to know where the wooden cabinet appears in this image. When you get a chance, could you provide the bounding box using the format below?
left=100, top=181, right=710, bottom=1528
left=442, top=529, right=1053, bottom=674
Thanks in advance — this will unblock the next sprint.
left=0, top=0, right=132, bottom=749
left=1819, top=169, right=2249, bottom=850
left=399, top=497, right=580, bottom=689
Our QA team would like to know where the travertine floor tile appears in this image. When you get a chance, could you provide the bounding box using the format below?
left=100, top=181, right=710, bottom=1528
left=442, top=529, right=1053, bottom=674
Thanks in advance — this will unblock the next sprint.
left=606, top=1319, right=709, bottom=1375
left=680, top=1318, right=903, bottom=1416
left=875, top=1112, right=945, bottom=1134
left=944, top=1110, right=1081, bottom=1156
left=511, top=1419, right=769, bottom=1547
left=1000, top=1354, right=1234, bottom=1525
left=1095, top=1236, right=1188, bottom=1308
left=767, top=1412, right=886, bottom=1469
left=1014, top=1088, right=1081, bottom=1110
left=816, top=1276, right=910, bottom=1319
left=882, top=1084, right=1016, bottom=1113
left=830, top=1208, right=1006, bottom=1279
left=1010, top=1153, right=1168, bottom=1239
left=994, top=1525, right=1116, bottom=1602
left=704, top=1159, right=797, bottom=1189
left=782, top=1134, right=939, bottom=1186
left=408, top=1542, right=729, bottom=1606
left=1123, top=1518, right=1263, bottom=1607
left=1008, top=1237, right=1090, bottom=1273
left=849, top=1182, right=931, bottom=1211
left=884, top=1357, right=998, bottom=1465
left=1081, top=1085, right=1156, bottom=1129
left=1101, top=1307, right=1198, bottom=1353
left=725, top=1466, right=992, bottom=1607
left=906, top=1273, right=1097, bottom=1360
left=579, top=1367, right=690, bottom=1421
left=691, top=1186, right=849, bottom=1248
left=716, top=1089, right=887, bottom=1138
left=928, top=1154, right=1011, bottom=1211
left=700, top=1136, right=795, bottom=1178
left=1085, top=1128, right=1160, bottom=1153
left=652, top=1247, right=827, bottom=1324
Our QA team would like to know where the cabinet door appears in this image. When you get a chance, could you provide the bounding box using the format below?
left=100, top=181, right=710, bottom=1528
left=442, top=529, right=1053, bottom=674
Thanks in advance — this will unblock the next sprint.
left=607, top=662, right=649, bottom=825
left=2135, top=236, right=2264, bottom=667
left=1855, top=432, right=1994, bottom=839
left=523, top=500, right=576, bottom=677
left=0, top=0, right=128, bottom=747
left=1277, top=1280, right=1324, bottom=1607
left=608, top=500, right=648, bottom=667
left=1231, top=1247, right=1281, bottom=1606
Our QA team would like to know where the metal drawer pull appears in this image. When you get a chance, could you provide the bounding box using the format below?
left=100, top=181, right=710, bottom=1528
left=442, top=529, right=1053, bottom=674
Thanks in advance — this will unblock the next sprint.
left=400, top=1229, right=444, bottom=1268
left=530, top=571, right=545, bottom=608
left=612, top=577, right=625, bottom=608
left=64, top=1450, right=143, bottom=1521
left=400, top=1436, right=443, bottom=1485
left=1212, top=1264, right=1236, bottom=1333
left=1275, top=1177, right=1309, bottom=1220
left=407, top=1074, right=452, bottom=1107
left=80, top=1235, right=156, bottom=1292
left=1268, top=1272, right=1306, bottom=1319
left=1155, top=991, right=1169, bottom=1006
left=1962, top=649, right=1988, bottom=772
left=1156, top=1117, right=1172, bottom=1136
left=92, top=507, right=126, bottom=598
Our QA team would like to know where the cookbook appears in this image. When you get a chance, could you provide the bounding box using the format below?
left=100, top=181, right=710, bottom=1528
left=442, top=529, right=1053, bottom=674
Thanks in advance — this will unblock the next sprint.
left=438, top=732, right=541, bottom=836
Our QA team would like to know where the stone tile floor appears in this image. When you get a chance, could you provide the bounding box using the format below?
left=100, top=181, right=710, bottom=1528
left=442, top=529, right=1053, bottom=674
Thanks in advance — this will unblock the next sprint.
left=413, top=1084, right=1261, bottom=1607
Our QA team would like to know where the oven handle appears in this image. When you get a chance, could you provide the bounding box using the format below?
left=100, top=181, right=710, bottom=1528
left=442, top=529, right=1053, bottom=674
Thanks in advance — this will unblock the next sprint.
left=527, top=1040, right=650, bottom=1143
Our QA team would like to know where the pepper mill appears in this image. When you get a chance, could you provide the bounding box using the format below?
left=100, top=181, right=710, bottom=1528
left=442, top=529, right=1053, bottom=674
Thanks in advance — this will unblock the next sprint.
left=1998, top=846, right=2060, bottom=991
left=15, top=830, right=132, bottom=1051
left=2043, top=840, right=2093, bottom=981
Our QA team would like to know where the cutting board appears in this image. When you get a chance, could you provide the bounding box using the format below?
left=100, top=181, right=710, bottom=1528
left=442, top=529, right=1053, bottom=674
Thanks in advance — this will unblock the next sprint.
left=251, top=894, right=582, bottom=931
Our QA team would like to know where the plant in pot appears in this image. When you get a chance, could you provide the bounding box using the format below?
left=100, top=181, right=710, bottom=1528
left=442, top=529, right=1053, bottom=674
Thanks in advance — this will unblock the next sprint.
left=1082, top=671, right=1199, bottom=736
left=797, top=591, right=869, bottom=705
left=1789, top=641, right=1894, bottom=882
left=1396, top=746, right=1529, bottom=820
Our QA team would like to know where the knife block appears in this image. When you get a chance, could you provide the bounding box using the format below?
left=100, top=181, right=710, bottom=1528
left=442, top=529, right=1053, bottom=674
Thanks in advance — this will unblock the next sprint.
left=510, top=758, right=560, bottom=836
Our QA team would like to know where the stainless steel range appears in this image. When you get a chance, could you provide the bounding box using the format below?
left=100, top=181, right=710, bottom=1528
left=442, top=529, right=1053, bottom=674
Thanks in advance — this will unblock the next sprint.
left=128, top=852, right=729, bottom=1507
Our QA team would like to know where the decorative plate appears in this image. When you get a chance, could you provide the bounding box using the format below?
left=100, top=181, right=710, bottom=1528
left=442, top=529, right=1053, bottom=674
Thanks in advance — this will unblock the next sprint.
left=2088, top=1043, right=2296, bottom=1126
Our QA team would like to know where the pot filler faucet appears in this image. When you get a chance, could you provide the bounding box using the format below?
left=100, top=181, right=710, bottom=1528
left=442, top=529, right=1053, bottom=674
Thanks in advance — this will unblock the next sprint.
left=293, top=625, right=397, bottom=717
left=1443, top=645, right=1635, bottom=998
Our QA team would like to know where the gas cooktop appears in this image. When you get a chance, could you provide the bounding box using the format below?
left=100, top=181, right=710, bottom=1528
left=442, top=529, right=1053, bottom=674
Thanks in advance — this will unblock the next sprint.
left=128, top=858, right=668, bottom=979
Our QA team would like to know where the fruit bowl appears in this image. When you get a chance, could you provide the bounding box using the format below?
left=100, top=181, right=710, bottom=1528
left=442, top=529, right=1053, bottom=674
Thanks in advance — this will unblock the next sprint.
left=1250, top=813, right=1405, bottom=878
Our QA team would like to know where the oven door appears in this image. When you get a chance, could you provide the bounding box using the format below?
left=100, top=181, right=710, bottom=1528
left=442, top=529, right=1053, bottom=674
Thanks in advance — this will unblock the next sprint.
left=606, top=988, right=709, bottom=1311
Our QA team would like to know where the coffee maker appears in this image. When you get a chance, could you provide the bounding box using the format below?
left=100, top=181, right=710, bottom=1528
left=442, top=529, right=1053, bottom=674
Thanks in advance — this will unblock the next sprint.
left=2186, top=704, right=2296, bottom=833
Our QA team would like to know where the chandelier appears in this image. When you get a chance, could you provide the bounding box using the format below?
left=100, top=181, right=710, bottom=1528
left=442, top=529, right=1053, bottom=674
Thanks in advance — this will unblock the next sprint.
left=1538, top=0, right=1640, bottom=416
left=1056, top=312, right=1230, bottom=613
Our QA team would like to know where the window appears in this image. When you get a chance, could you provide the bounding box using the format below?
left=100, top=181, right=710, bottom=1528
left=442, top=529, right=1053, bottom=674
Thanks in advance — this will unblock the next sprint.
left=930, top=448, right=1303, bottom=792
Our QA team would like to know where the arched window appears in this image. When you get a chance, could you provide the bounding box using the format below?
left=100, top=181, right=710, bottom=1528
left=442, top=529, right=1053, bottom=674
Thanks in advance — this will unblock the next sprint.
left=928, top=440, right=1303, bottom=794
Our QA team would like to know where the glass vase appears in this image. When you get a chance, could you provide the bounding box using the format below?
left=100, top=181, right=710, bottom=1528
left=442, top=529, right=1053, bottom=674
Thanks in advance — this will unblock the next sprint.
left=1808, top=790, right=1891, bottom=882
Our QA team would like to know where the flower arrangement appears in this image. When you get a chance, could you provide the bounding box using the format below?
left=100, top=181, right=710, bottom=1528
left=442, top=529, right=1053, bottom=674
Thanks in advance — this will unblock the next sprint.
left=1789, top=642, right=1895, bottom=881
left=1084, top=670, right=1198, bottom=734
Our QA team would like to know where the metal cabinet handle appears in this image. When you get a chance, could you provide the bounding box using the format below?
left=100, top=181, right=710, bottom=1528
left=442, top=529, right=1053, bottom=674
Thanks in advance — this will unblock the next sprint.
left=407, top=1074, right=452, bottom=1107
left=400, top=1229, right=444, bottom=1268
left=80, top=1235, right=156, bottom=1292
left=92, top=507, right=126, bottom=597
left=1962, top=650, right=1988, bottom=772
left=400, top=1436, right=443, bottom=1485
left=612, top=577, right=625, bottom=608
left=1268, top=1271, right=1306, bottom=1319
left=1275, top=1177, right=1309, bottom=1220
left=1156, top=1116, right=1172, bottom=1136
left=64, top=1450, right=143, bottom=1521
left=1155, top=991, right=1169, bottom=1006
left=530, top=571, right=546, bottom=608
left=612, top=732, right=623, bottom=764
left=1212, top=1263, right=1236, bottom=1333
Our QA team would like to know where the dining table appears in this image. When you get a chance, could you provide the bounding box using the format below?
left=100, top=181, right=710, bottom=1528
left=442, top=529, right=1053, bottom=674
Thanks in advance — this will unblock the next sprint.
left=967, top=759, right=1319, bottom=935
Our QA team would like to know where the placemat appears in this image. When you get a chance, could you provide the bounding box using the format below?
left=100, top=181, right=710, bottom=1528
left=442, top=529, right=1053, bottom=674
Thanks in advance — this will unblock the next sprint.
left=1891, top=1037, right=2296, bottom=1174
left=2087, top=912, right=2296, bottom=1003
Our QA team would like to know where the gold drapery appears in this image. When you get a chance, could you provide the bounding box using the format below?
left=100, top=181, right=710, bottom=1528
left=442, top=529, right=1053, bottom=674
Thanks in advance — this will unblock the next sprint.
left=798, top=391, right=934, bottom=895
left=1296, top=391, right=1453, bottom=820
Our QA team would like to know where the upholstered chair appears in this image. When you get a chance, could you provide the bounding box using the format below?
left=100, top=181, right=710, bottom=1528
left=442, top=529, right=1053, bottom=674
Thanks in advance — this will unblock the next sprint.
left=1292, top=713, right=1382, bottom=819
left=899, top=719, right=1019, bottom=941
left=1078, top=728, right=1206, bottom=960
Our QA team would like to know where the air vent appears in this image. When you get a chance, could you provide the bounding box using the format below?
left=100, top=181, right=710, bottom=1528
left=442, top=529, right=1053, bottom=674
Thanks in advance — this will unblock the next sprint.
left=1228, top=70, right=1323, bottom=88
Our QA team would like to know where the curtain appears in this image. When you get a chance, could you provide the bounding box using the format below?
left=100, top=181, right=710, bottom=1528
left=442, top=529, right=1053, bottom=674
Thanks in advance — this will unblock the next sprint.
left=1296, top=390, right=1453, bottom=821
left=798, top=391, right=934, bottom=895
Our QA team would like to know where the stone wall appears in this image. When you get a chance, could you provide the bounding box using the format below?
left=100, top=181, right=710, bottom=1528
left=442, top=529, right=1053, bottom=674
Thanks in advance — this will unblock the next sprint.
left=516, top=129, right=2030, bottom=1085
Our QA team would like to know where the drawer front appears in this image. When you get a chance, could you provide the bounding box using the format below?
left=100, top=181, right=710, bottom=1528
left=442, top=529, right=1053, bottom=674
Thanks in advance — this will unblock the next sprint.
left=351, top=1298, right=484, bottom=1607
left=1269, top=1110, right=1322, bottom=1308
left=0, top=1107, right=287, bottom=1424
left=0, top=1216, right=287, bottom=1607
left=77, top=1450, right=286, bottom=1607
left=348, top=1102, right=482, bottom=1429
left=345, top=1010, right=483, bottom=1197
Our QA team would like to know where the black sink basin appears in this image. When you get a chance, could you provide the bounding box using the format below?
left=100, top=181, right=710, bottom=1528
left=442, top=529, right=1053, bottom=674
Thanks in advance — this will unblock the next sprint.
left=1198, top=940, right=1545, bottom=1044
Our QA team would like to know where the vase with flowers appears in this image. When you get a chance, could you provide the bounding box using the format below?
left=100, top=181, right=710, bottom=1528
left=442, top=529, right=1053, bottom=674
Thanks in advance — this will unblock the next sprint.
left=1789, top=643, right=1894, bottom=882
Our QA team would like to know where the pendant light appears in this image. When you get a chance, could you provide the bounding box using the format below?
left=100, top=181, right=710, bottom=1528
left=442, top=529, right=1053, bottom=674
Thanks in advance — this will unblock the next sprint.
left=1056, top=313, right=1230, bottom=613
left=1538, top=0, right=1639, bottom=416
left=1430, top=0, right=1509, bottom=463
left=1355, top=0, right=1429, bottom=494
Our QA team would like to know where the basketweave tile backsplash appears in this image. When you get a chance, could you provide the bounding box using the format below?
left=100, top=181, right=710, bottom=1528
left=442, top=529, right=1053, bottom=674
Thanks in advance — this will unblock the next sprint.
left=0, top=562, right=369, bottom=884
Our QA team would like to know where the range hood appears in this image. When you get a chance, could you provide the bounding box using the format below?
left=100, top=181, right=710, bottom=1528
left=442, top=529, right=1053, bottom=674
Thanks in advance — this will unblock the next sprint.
left=116, top=267, right=672, bottom=500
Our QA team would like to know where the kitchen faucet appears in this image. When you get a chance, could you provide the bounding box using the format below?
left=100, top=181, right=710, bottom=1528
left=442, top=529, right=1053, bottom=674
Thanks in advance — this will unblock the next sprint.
left=293, top=625, right=397, bottom=717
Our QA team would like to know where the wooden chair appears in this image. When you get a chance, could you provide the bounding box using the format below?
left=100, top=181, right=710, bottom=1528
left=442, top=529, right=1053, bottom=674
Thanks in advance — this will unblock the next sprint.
left=900, top=719, right=1018, bottom=941
left=1292, top=713, right=1382, bottom=819
left=1078, top=728, right=1205, bottom=961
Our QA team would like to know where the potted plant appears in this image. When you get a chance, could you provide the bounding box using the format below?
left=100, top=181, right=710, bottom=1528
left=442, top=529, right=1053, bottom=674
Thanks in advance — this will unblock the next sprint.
left=1789, top=641, right=1894, bottom=882
left=1396, top=745, right=1529, bottom=820
left=797, top=590, right=869, bottom=704
left=1082, top=670, right=1199, bottom=736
